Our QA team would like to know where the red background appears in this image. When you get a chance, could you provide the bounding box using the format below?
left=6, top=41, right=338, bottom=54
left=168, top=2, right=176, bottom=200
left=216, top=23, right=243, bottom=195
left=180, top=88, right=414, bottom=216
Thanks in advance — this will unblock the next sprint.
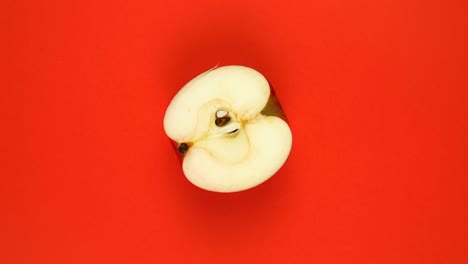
left=2, top=0, right=468, bottom=263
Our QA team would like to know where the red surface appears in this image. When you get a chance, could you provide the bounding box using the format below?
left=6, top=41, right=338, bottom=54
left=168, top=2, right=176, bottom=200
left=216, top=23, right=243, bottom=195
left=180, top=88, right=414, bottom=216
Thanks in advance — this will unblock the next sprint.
left=2, top=0, right=468, bottom=263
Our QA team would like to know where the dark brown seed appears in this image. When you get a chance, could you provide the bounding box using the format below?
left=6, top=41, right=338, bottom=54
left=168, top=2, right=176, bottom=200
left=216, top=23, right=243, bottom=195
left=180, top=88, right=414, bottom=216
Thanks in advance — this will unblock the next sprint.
left=178, top=143, right=189, bottom=156
left=215, top=116, right=231, bottom=127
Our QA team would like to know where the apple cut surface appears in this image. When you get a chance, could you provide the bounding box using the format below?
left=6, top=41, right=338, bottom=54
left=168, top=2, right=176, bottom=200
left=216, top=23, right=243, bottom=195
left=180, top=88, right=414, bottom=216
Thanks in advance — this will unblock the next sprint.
left=164, top=65, right=292, bottom=192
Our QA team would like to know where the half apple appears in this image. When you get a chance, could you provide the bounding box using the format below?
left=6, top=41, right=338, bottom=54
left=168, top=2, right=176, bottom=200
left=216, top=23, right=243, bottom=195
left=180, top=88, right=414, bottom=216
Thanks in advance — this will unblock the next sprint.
left=164, top=65, right=292, bottom=192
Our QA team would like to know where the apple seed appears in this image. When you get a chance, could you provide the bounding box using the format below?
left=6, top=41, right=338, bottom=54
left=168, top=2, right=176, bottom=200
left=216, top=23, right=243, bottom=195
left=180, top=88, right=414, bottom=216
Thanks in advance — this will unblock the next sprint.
left=178, top=143, right=189, bottom=155
left=215, top=110, right=231, bottom=127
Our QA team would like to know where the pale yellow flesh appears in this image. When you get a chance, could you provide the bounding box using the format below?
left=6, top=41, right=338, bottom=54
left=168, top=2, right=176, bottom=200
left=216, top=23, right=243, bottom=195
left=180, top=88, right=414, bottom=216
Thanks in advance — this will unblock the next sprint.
left=163, top=65, right=292, bottom=192
left=164, top=66, right=270, bottom=142
left=183, top=115, right=292, bottom=192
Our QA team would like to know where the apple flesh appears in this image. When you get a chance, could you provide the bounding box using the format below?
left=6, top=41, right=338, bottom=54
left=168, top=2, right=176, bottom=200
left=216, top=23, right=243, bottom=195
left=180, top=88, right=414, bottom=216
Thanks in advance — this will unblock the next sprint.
left=164, top=65, right=292, bottom=192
